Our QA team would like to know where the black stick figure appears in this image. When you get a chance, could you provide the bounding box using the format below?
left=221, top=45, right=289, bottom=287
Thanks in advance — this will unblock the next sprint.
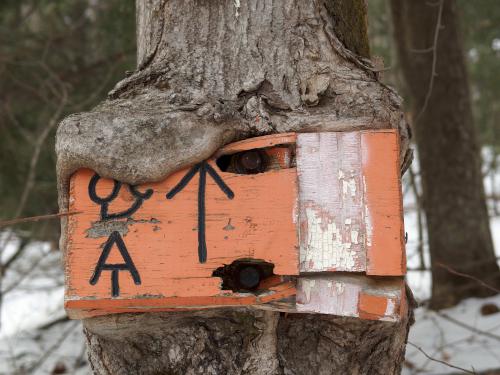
left=88, top=173, right=153, bottom=220
left=89, top=231, right=141, bottom=297
left=87, top=174, right=150, bottom=296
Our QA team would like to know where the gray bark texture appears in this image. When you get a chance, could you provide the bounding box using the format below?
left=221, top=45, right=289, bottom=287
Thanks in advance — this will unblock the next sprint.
left=56, top=0, right=414, bottom=373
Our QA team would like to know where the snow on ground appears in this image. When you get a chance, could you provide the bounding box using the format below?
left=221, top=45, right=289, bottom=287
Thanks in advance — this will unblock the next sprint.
left=0, top=152, right=499, bottom=374
left=0, top=233, right=88, bottom=374
left=0, top=236, right=63, bottom=338
left=401, top=151, right=500, bottom=374
left=404, top=294, right=500, bottom=375
left=403, top=202, right=500, bottom=374
left=0, top=319, right=87, bottom=375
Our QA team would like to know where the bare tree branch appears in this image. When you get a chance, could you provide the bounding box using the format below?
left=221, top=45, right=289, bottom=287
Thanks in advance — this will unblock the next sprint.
left=15, top=84, right=68, bottom=219
left=436, top=262, right=500, bottom=294
left=408, top=342, right=477, bottom=374
left=0, top=211, right=81, bottom=229
left=2, top=238, right=29, bottom=270
left=0, top=76, right=67, bottom=332
left=414, top=0, right=444, bottom=124
left=436, top=312, right=500, bottom=342
left=26, top=321, right=80, bottom=374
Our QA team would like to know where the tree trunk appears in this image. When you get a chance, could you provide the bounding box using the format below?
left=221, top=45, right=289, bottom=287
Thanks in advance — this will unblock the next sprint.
left=84, top=307, right=412, bottom=375
left=57, top=0, right=414, bottom=373
left=390, top=0, right=499, bottom=309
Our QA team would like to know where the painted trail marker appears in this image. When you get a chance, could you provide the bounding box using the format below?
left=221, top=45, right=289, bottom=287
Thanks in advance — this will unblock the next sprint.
left=166, top=161, right=235, bottom=263
left=64, top=130, right=407, bottom=321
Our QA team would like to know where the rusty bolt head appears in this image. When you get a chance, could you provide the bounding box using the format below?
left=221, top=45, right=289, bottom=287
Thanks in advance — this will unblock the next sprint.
left=240, top=151, right=262, bottom=171
left=237, top=266, right=261, bottom=290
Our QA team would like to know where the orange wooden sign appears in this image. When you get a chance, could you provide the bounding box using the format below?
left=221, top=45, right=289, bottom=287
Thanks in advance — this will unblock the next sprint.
left=64, top=130, right=406, bottom=321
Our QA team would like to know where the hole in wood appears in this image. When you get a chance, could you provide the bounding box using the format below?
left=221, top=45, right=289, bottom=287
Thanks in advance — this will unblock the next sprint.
left=216, top=145, right=295, bottom=174
left=212, top=259, right=275, bottom=292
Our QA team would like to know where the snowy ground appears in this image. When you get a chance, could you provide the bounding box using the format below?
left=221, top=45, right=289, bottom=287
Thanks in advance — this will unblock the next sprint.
left=401, top=154, right=500, bottom=375
left=402, top=213, right=500, bottom=374
left=404, top=294, right=500, bottom=374
left=0, top=235, right=87, bottom=374
left=0, top=154, right=499, bottom=374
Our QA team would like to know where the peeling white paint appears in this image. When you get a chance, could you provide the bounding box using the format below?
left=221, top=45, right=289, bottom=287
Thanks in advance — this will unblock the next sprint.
left=300, top=207, right=359, bottom=271
left=297, top=278, right=360, bottom=316
left=297, top=132, right=366, bottom=273
left=339, top=169, right=357, bottom=198
left=351, top=230, right=359, bottom=245
left=296, top=276, right=404, bottom=320
left=363, top=176, right=373, bottom=247
left=296, top=274, right=404, bottom=320
left=385, top=298, right=395, bottom=317
left=335, top=282, right=345, bottom=295
left=292, top=198, right=299, bottom=224
left=301, top=279, right=316, bottom=302
left=342, top=177, right=357, bottom=198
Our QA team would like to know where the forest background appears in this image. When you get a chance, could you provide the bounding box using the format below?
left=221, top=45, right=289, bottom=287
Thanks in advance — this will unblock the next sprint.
left=0, top=1, right=499, bottom=374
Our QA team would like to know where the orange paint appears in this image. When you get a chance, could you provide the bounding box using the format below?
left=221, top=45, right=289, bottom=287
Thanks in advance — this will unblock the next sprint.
left=66, top=282, right=296, bottom=319
left=265, top=147, right=294, bottom=169
left=66, top=135, right=299, bottom=319
left=65, top=131, right=407, bottom=320
left=362, top=131, right=406, bottom=276
left=358, top=293, right=391, bottom=320
left=216, top=133, right=296, bottom=156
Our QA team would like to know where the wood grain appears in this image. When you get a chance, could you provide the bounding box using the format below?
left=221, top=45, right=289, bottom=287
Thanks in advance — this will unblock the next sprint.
left=66, top=153, right=299, bottom=318
left=296, top=130, right=405, bottom=275
left=297, top=132, right=366, bottom=273
left=216, top=133, right=297, bottom=156
left=361, top=130, right=406, bottom=275
left=296, top=275, right=405, bottom=322
left=65, top=131, right=406, bottom=320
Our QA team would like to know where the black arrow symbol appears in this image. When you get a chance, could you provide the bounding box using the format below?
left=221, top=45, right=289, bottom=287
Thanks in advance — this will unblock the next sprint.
left=166, top=161, right=234, bottom=263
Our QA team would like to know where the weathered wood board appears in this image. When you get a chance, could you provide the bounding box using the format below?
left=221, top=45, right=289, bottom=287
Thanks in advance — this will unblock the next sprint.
left=64, top=131, right=406, bottom=320
left=296, top=131, right=405, bottom=275
left=65, top=135, right=300, bottom=318
left=296, top=275, right=406, bottom=322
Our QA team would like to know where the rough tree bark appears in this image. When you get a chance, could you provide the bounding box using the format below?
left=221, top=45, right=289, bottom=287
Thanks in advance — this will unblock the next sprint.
left=390, top=0, right=499, bottom=309
left=57, top=1, right=414, bottom=373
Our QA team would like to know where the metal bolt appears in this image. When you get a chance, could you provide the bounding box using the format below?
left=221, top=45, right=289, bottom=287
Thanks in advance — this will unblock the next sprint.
left=237, top=266, right=261, bottom=290
left=239, top=150, right=263, bottom=171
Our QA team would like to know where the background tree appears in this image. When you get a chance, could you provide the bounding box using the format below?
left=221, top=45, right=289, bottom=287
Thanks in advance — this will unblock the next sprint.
left=1, top=0, right=500, bottom=373
left=390, top=0, right=499, bottom=309
left=461, top=1, right=500, bottom=217
left=0, top=0, right=135, bottom=238
left=0, top=0, right=135, bottom=335
left=55, top=0, right=413, bottom=373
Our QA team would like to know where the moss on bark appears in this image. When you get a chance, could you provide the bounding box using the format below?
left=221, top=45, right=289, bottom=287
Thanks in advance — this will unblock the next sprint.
left=325, top=0, right=371, bottom=58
